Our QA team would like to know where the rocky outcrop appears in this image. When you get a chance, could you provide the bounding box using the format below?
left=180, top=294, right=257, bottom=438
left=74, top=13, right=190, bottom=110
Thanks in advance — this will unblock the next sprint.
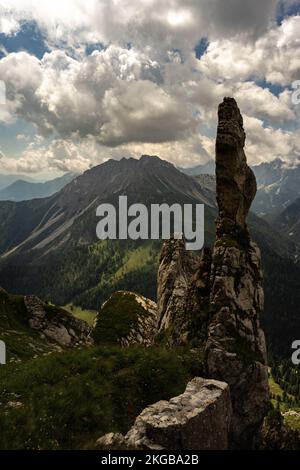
left=215, top=97, right=257, bottom=237
left=156, top=98, right=269, bottom=449
left=205, top=98, right=269, bottom=448
left=24, top=296, right=92, bottom=347
left=93, top=291, right=158, bottom=346
left=157, top=239, right=211, bottom=347
left=97, top=377, right=232, bottom=450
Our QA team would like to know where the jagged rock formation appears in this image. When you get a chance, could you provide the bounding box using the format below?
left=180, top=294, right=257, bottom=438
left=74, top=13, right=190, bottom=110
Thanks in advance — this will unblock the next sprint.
left=157, top=98, right=269, bottom=449
left=215, top=98, right=257, bottom=237
left=93, top=291, right=158, bottom=346
left=157, top=239, right=211, bottom=346
left=206, top=98, right=269, bottom=448
left=24, top=296, right=92, bottom=347
left=97, top=378, right=232, bottom=450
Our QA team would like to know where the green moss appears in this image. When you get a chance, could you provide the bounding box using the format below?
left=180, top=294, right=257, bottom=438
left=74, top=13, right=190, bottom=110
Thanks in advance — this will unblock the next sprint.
left=93, top=291, right=150, bottom=344
left=284, top=413, right=300, bottom=430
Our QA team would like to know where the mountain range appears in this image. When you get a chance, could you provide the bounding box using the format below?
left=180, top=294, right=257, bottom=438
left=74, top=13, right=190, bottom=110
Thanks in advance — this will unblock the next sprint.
left=0, top=173, right=36, bottom=191
left=180, top=158, right=300, bottom=219
left=179, top=160, right=215, bottom=176
left=0, top=155, right=299, bottom=358
left=252, top=159, right=300, bottom=217
left=0, top=172, right=77, bottom=202
left=275, top=196, right=300, bottom=247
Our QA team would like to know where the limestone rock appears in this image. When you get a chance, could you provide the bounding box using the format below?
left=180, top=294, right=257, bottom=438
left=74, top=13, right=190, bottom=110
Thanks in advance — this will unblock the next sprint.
left=157, top=238, right=211, bottom=346
left=216, top=97, right=257, bottom=238
left=24, top=295, right=92, bottom=347
left=155, top=98, right=269, bottom=449
left=157, top=238, right=196, bottom=343
left=97, top=378, right=232, bottom=450
left=206, top=97, right=269, bottom=448
left=93, top=291, right=158, bottom=346
left=96, top=433, right=126, bottom=449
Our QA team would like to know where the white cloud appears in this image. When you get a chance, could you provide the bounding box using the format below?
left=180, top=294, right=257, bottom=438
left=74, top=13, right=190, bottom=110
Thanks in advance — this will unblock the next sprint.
left=198, top=15, right=300, bottom=86
left=0, top=0, right=280, bottom=53
left=0, top=1, right=299, bottom=174
left=0, top=13, right=20, bottom=36
left=100, top=80, right=195, bottom=146
left=244, top=115, right=300, bottom=163
left=0, top=46, right=195, bottom=145
left=234, top=82, right=295, bottom=123
left=0, top=136, right=95, bottom=174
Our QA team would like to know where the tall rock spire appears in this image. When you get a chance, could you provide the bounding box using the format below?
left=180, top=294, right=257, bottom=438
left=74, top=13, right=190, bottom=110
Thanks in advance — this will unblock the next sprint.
left=205, top=97, right=269, bottom=448
left=158, top=98, right=269, bottom=448
left=156, top=97, right=269, bottom=449
left=215, top=97, right=257, bottom=238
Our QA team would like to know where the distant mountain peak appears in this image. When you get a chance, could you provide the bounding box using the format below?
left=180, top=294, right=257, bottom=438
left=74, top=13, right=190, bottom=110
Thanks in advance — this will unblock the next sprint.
left=0, top=172, right=77, bottom=202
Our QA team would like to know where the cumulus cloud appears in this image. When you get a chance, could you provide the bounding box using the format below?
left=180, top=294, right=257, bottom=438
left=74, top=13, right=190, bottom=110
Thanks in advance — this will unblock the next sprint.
left=100, top=80, right=195, bottom=146
left=0, top=12, right=20, bottom=36
left=198, top=15, right=300, bottom=86
left=234, top=82, right=295, bottom=124
left=0, top=133, right=211, bottom=174
left=244, top=115, right=300, bottom=163
left=0, top=136, right=96, bottom=174
left=0, top=0, right=280, bottom=53
left=0, top=46, right=185, bottom=142
left=0, top=1, right=299, bottom=174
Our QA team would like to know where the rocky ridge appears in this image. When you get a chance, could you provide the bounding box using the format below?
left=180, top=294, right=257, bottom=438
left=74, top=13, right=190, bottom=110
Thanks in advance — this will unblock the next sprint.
left=24, top=295, right=92, bottom=347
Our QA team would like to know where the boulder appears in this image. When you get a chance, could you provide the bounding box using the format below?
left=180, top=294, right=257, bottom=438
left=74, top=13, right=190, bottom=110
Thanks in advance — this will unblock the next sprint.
left=93, top=291, right=158, bottom=346
left=24, top=295, right=92, bottom=347
left=97, top=377, right=232, bottom=450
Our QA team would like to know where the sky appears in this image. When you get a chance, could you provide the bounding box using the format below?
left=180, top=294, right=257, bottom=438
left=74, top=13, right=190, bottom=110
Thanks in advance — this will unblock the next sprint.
left=0, top=0, right=299, bottom=178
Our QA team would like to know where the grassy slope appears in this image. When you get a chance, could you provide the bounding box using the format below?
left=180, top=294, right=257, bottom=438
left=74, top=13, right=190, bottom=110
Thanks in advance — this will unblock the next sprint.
left=0, top=345, right=203, bottom=450
left=0, top=285, right=204, bottom=451
left=64, top=304, right=97, bottom=326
